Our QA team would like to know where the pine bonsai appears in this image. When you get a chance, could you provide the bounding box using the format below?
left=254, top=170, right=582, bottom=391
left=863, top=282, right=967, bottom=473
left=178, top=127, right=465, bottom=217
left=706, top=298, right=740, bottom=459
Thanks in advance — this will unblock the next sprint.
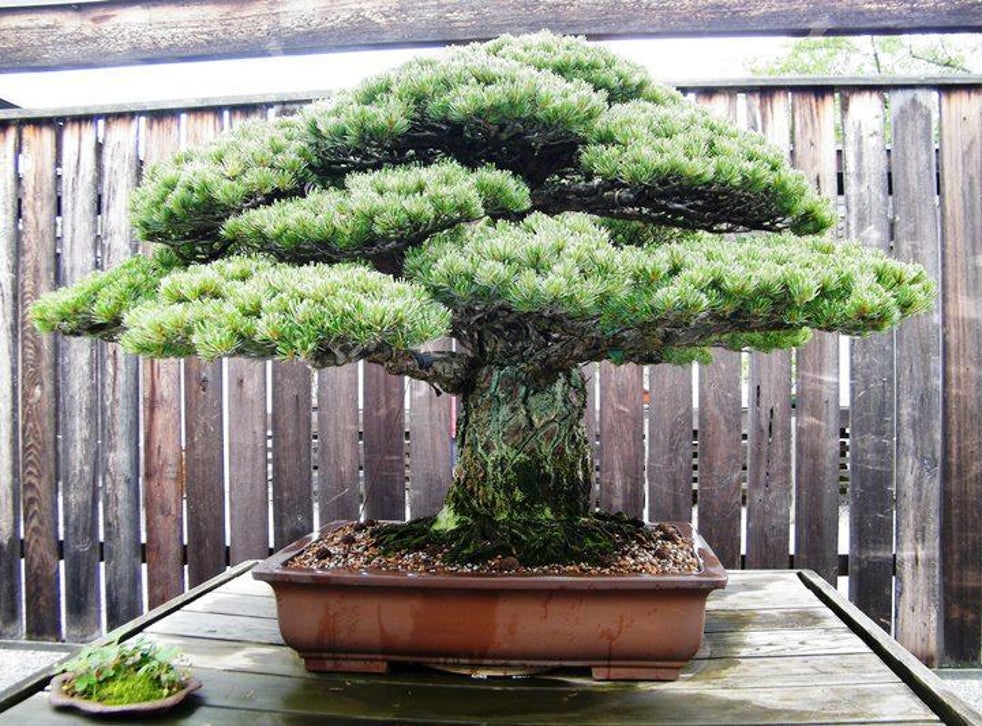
left=33, top=33, right=933, bottom=567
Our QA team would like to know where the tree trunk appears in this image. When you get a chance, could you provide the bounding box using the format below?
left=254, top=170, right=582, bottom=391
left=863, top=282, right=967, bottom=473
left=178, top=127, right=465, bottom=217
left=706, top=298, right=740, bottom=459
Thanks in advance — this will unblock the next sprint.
left=439, top=365, right=592, bottom=527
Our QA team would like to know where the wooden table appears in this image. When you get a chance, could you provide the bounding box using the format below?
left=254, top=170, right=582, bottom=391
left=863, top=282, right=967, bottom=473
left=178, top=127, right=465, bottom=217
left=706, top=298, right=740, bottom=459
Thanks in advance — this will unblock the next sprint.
left=2, top=564, right=978, bottom=724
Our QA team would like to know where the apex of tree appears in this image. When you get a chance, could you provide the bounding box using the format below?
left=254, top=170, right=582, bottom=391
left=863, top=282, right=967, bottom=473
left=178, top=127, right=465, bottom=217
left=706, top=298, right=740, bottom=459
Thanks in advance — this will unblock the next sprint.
left=33, top=32, right=932, bottom=385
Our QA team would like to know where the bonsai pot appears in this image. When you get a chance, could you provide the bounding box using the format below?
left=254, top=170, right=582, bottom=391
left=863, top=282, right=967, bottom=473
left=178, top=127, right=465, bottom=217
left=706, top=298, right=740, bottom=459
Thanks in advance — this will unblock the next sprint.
left=253, top=521, right=727, bottom=681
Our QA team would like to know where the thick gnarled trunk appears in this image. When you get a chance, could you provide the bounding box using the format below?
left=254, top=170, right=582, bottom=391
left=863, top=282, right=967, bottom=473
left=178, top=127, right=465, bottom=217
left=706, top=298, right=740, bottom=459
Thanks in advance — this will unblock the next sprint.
left=438, top=365, right=592, bottom=527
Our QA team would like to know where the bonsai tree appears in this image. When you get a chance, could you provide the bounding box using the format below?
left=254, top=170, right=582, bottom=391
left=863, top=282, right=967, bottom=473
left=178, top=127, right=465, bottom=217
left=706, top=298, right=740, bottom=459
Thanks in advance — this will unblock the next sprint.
left=33, top=33, right=932, bottom=566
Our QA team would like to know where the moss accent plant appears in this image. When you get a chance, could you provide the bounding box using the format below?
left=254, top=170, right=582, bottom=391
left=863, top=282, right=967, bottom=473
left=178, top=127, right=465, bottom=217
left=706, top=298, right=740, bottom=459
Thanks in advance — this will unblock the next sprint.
left=55, top=638, right=190, bottom=706
left=32, top=33, right=934, bottom=566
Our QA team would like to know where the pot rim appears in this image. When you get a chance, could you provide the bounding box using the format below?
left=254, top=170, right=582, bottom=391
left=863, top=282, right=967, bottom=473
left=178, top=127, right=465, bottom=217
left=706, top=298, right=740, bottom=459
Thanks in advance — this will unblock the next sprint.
left=253, top=521, right=728, bottom=592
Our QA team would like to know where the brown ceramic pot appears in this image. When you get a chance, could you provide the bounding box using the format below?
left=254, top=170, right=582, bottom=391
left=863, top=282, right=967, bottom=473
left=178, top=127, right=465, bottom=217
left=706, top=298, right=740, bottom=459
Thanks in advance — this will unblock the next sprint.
left=253, top=521, right=727, bottom=681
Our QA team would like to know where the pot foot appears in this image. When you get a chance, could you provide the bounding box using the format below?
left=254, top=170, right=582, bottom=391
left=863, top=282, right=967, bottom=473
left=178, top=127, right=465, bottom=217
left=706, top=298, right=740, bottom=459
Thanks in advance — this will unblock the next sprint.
left=303, top=656, right=389, bottom=674
left=591, top=664, right=682, bottom=681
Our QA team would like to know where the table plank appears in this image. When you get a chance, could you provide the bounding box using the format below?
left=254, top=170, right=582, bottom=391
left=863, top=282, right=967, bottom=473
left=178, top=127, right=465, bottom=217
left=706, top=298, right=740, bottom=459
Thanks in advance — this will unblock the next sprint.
left=152, top=632, right=904, bottom=690
left=3, top=570, right=961, bottom=724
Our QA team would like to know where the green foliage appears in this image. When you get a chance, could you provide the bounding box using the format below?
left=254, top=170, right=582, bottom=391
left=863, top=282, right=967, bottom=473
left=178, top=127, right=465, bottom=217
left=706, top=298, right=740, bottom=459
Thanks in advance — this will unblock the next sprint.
left=132, top=116, right=315, bottom=250
left=580, top=100, right=834, bottom=234
left=56, top=638, right=190, bottom=706
left=29, top=249, right=181, bottom=340
left=219, top=161, right=529, bottom=264
left=407, top=213, right=933, bottom=363
left=117, top=256, right=451, bottom=364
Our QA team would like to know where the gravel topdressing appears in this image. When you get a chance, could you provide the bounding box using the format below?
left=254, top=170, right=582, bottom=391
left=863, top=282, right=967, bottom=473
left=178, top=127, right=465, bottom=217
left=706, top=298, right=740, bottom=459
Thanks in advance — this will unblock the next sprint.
left=286, top=521, right=702, bottom=576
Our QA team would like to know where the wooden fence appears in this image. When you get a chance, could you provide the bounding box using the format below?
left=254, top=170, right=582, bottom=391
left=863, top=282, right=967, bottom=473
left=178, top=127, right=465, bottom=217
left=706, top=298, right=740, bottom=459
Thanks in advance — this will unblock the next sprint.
left=0, top=79, right=979, bottom=667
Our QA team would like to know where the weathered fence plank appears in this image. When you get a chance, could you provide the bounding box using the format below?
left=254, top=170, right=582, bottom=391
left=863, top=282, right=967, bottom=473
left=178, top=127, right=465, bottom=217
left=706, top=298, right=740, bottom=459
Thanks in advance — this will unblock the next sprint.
left=597, top=362, right=644, bottom=519
left=842, top=89, right=894, bottom=632
left=183, top=110, right=227, bottom=586
left=745, top=90, right=793, bottom=570
left=647, top=364, right=693, bottom=524
left=227, top=359, right=269, bottom=561
left=408, top=340, right=453, bottom=518
left=694, top=92, right=742, bottom=570
left=141, top=114, right=185, bottom=609
left=0, top=122, right=20, bottom=638
left=271, top=360, right=313, bottom=548
left=791, top=90, right=841, bottom=586
left=363, top=364, right=406, bottom=521
left=19, top=123, right=60, bottom=640
left=939, top=88, right=982, bottom=664
left=226, top=107, right=271, bottom=563
left=891, top=88, right=942, bottom=666
left=59, top=118, right=102, bottom=642
left=317, top=365, right=361, bottom=523
left=99, top=114, right=144, bottom=628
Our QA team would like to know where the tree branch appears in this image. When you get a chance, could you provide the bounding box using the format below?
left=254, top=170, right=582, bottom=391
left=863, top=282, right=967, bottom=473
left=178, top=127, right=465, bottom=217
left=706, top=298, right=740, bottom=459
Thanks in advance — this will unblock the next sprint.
left=366, top=347, right=473, bottom=394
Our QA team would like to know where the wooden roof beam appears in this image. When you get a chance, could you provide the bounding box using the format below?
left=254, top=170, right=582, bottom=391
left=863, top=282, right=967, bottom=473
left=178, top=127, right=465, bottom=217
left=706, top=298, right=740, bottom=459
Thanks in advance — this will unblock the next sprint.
left=0, top=0, right=980, bottom=73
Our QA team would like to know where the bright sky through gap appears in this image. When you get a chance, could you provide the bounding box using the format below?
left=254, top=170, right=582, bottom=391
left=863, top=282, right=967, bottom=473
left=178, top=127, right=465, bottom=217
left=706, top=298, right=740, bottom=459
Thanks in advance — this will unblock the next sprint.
left=0, top=36, right=793, bottom=109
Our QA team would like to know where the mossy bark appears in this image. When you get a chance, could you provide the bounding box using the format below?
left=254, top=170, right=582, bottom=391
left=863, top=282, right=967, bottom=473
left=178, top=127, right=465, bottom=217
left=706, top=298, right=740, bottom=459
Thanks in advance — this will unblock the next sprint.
left=376, top=364, right=651, bottom=564
left=439, top=365, right=592, bottom=526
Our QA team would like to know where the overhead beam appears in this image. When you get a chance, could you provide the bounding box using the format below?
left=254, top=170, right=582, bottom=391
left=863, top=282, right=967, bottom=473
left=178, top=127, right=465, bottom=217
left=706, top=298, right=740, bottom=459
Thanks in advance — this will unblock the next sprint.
left=0, top=0, right=980, bottom=72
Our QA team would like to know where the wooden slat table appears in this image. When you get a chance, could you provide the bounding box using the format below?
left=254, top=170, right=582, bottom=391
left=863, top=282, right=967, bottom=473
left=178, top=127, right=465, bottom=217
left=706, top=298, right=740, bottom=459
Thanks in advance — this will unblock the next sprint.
left=2, top=565, right=978, bottom=724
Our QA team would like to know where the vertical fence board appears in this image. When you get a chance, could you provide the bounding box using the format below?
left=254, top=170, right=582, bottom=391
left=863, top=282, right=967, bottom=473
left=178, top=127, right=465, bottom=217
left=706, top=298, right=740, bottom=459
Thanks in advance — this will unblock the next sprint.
left=647, top=365, right=693, bottom=524
left=271, top=360, right=313, bottom=548
left=141, top=114, right=185, bottom=609
left=891, top=88, right=942, bottom=666
left=693, top=91, right=742, bottom=569
left=408, top=340, right=453, bottom=518
left=597, top=362, right=644, bottom=518
left=59, top=118, right=102, bottom=642
left=792, top=90, right=840, bottom=586
left=318, top=365, right=360, bottom=523
left=182, top=110, right=226, bottom=586
left=843, top=89, right=894, bottom=632
left=19, top=123, right=60, bottom=639
left=745, top=90, right=793, bottom=570
left=697, top=352, right=742, bottom=569
left=939, top=88, right=982, bottom=664
left=100, top=114, right=143, bottom=628
left=227, top=359, right=269, bottom=560
left=226, top=107, right=271, bottom=562
left=363, top=364, right=406, bottom=521
left=0, top=123, right=20, bottom=637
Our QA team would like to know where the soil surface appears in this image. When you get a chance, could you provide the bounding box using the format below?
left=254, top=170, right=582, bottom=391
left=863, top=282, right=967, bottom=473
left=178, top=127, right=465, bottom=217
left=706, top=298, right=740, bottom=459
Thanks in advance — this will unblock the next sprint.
left=287, top=521, right=701, bottom=576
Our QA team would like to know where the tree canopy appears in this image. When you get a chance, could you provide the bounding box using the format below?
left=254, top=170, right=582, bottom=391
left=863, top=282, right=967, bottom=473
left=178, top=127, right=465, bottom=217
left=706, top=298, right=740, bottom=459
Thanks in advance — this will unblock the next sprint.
left=32, top=32, right=933, bottom=395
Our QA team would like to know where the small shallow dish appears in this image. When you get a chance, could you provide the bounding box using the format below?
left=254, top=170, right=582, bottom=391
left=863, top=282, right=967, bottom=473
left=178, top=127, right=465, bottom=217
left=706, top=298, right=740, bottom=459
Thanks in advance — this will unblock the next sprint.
left=48, top=673, right=201, bottom=716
